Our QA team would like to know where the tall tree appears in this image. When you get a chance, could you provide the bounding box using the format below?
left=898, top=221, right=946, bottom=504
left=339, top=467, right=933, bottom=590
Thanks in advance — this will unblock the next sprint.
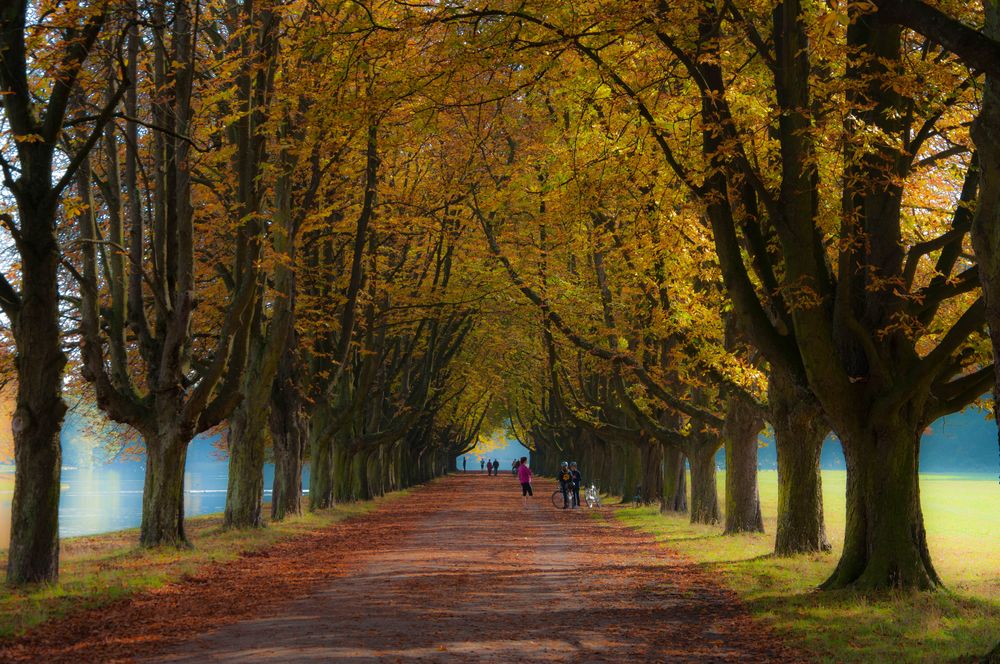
left=0, top=0, right=124, bottom=584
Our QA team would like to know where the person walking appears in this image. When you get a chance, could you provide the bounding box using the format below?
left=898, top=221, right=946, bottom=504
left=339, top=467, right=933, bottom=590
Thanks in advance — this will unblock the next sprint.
left=492, top=459, right=500, bottom=476
left=480, top=458, right=486, bottom=473
left=517, top=456, right=533, bottom=506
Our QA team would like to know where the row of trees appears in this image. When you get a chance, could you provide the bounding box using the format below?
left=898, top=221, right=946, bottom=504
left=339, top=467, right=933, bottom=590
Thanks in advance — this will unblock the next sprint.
left=0, top=0, right=505, bottom=584
left=2, top=4, right=999, bottom=657
left=431, top=0, right=1000, bottom=598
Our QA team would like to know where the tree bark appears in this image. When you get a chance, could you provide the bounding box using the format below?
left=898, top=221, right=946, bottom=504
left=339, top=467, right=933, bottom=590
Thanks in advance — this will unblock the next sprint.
left=308, top=406, right=336, bottom=510
left=661, top=447, right=687, bottom=513
left=822, top=422, right=938, bottom=590
left=270, top=342, right=305, bottom=521
left=333, top=444, right=355, bottom=502
left=619, top=443, right=641, bottom=503
left=223, top=404, right=268, bottom=529
left=970, top=0, right=1000, bottom=519
left=5, top=201, right=68, bottom=585
left=140, top=426, right=190, bottom=548
left=270, top=409, right=304, bottom=521
left=688, top=439, right=721, bottom=525
left=770, top=372, right=831, bottom=555
left=723, top=395, right=764, bottom=534
left=637, top=439, right=665, bottom=505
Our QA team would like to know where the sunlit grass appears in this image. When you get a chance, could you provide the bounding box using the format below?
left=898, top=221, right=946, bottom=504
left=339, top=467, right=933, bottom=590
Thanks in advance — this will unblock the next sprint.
left=0, top=490, right=410, bottom=639
left=612, top=470, right=1000, bottom=663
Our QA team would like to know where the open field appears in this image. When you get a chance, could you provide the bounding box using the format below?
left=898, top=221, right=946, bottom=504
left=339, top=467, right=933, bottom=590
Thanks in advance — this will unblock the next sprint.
left=614, top=470, right=1000, bottom=663
left=0, top=490, right=409, bottom=640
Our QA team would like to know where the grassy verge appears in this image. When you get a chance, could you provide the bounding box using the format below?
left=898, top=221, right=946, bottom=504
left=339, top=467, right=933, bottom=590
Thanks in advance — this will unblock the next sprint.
left=610, top=470, right=1000, bottom=663
left=0, top=489, right=409, bottom=640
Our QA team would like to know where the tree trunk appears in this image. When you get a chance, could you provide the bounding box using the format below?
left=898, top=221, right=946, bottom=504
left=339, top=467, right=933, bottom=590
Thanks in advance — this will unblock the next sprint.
left=308, top=405, right=336, bottom=510
left=334, top=444, right=355, bottom=502
left=638, top=440, right=664, bottom=505
left=661, top=447, right=687, bottom=513
left=770, top=373, right=831, bottom=555
left=6, top=205, right=68, bottom=585
left=723, top=396, right=765, bottom=534
left=270, top=340, right=304, bottom=521
left=223, top=404, right=268, bottom=529
left=821, top=422, right=938, bottom=590
left=619, top=443, right=640, bottom=503
left=970, top=0, right=1000, bottom=534
left=6, top=380, right=65, bottom=585
left=688, top=441, right=721, bottom=525
left=140, top=428, right=190, bottom=548
left=270, top=407, right=304, bottom=521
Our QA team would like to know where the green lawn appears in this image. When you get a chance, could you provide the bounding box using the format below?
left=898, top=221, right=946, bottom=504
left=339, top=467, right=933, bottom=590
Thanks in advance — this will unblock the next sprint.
left=612, top=470, right=1000, bottom=663
left=0, top=489, right=409, bottom=640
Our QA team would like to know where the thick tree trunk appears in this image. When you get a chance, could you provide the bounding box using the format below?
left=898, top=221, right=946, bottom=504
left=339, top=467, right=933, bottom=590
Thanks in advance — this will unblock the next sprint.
left=6, top=378, right=65, bottom=584
left=688, top=441, right=721, bottom=525
left=223, top=404, right=268, bottom=529
left=661, top=447, right=687, bottom=513
left=6, top=206, right=68, bottom=585
left=270, top=411, right=304, bottom=521
left=140, top=428, right=190, bottom=548
left=619, top=443, right=641, bottom=503
left=333, top=444, right=355, bottom=502
left=822, top=422, right=938, bottom=590
left=308, top=406, right=336, bottom=511
left=638, top=440, right=664, bottom=505
left=723, top=396, right=764, bottom=534
left=770, top=373, right=831, bottom=554
left=270, top=342, right=304, bottom=521
left=970, top=0, right=1000, bottom=528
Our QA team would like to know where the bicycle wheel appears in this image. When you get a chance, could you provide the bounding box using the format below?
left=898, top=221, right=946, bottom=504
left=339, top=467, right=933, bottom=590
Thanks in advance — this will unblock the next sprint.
left=551, top=489, right=567, bottom=508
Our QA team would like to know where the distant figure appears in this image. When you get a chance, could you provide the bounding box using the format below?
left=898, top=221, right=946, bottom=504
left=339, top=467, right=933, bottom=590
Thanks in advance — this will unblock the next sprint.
left=492, top=459, right=499, bottom=476
left=512, top=459, right=519, bottom=476
left=570, top=461, right=582, bottom=509
left=463, top=457, right=467, bottom=472
left=557, top=461, right=573, bottom=508
left=517, top=456, right=533, bottom=506
left=481, top=458, right=485, bottom=473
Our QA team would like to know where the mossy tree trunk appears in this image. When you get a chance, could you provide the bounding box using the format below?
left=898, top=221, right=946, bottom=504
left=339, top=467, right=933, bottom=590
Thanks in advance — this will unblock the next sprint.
left=140, top=423, right=191, bottom=548
left=224, top=403, right=268, bottom=529
left=770, top=372, right=831, bottom=554
left=821, top=421, right=938, bottom=590
left=269, top=343, right=305, bottom=521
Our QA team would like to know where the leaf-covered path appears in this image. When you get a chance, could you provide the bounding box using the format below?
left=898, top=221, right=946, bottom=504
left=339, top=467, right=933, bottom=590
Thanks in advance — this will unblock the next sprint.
left=2, top=475, right=802, bottom=663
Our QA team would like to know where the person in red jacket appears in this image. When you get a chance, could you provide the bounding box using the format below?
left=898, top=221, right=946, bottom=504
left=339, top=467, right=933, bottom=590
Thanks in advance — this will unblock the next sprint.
left=517, top=457, right=533, bottom=506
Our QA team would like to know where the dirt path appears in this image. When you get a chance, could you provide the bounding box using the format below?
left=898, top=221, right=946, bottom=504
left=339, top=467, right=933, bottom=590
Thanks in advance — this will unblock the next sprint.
left=1, top=475, right=801, bottom=663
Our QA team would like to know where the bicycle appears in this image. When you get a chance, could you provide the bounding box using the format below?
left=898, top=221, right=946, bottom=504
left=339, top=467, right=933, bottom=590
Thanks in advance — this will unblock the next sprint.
left=551, top=487, right=578, bottom=509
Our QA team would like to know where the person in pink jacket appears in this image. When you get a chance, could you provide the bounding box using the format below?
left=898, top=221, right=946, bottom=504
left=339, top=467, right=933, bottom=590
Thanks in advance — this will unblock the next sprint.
left=517, top=456, right=533, bottom=506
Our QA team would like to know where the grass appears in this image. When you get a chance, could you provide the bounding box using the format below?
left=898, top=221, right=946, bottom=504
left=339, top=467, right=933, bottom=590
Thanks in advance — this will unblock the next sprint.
left=0, top=489, right=410, bottom=640
left=611, top=470, right=1000, bottom=663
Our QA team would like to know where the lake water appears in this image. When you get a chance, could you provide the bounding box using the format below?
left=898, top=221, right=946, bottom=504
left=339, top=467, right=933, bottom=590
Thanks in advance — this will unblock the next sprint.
left=0, top=437, right=308, bottom=548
